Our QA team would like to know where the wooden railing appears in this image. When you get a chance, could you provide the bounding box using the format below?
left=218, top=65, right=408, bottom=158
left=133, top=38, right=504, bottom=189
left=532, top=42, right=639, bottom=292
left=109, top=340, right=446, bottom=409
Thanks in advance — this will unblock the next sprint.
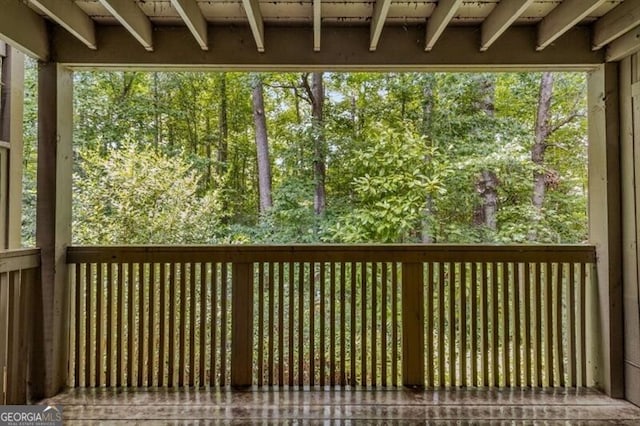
left=66, top=245, right=596, bottom=389
left=0, top=248, right=40, bottom=403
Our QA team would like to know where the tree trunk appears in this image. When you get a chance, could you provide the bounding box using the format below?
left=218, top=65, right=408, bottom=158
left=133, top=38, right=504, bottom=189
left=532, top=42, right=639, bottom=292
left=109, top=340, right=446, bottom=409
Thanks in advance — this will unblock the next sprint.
left=529, top=72, right=554, bottom=241
left=217, top=73, right=228, bottom=177
left=251, top=74, right=273, bottom=213
left=307, top=72, right=326, bottom=216
left=473, top=74, right=499, bottom=231
left=421, top=75, right=436, bottom=243
left=476, top=170, right=499, bottom=230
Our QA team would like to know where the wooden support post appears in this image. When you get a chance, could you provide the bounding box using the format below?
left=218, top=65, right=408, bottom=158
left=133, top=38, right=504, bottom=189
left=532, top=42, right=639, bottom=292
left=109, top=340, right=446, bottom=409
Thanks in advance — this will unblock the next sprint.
left=402, top=262, right=425, bottom=388
left=231, top=262, right=254, bottom=388
left=32, top=62, right=73, bottom=399
left=0, top=46, right=25, bottom=249
left=587, top=62, right=624, bottom=398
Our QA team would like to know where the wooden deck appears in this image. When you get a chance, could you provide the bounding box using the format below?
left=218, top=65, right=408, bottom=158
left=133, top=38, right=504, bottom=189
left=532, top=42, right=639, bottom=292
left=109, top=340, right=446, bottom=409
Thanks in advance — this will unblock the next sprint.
left=45, top=388, right=640, bottom=424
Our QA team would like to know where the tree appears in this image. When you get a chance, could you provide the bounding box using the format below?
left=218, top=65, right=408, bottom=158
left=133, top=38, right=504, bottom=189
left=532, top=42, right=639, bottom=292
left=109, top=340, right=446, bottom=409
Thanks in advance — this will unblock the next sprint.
left=530, top=72, right=554, bottom=241
left=251, top=74, right=273, bottom=213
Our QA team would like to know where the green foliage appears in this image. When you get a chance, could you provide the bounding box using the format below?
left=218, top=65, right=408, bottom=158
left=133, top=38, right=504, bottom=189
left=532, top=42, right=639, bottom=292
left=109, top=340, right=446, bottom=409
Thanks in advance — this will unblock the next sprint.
left=73, top=142, right=222, bottom=244
left=17, top=65, right=589, bottom=246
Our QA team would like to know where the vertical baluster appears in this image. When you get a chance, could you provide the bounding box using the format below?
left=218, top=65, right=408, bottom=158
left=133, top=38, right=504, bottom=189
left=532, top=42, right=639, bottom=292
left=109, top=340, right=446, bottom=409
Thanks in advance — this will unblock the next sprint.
left=278, top=262, right=284, bottom=386
left=74, top=263, right=81, bottom=387
left=168, top=263, right=176, bottom=387
left=96, top=263, right=104, bottom=386
left=220, top=263, right=228, bottom=386
left=470, top=263, right=477, bottom=387
left=350, top=262, right=357, bottom=386
left=298, top=262, right=304, bottom=387
left=320, top=262, right=326, bottom=387
left=381, top=263, right=388, bottom=387
left=189, top=262, right=196, bottom=387
left=448, top=262, right=455, bottom=386
left=568, top=262, right=576, bottom=387
left=268, top=262, right=275, bottom=386
left=330, top=262, right=336, bottom=387
left=426, top=262, right=434, bottom=387
left=544, top=262, right=552, bottom=387
left=179, top=263, right=187, bottom=387
left=258, top=262, right=264, bottom=386
left=310, top=262, right=315, bottom=386
left=460, top=262, right=467, bottom=387
left=361, top=262, right=367, bottom=386
left=340, top=262, right=346, bottom=386
left=106, top=264, right=113, bottom=387
left=372, top=262, right=377, bottom=386
left=438, top=262, right=444, bottom=387
left=556, top=263, right=565, bottom=386
left=524, top=263, right=532, bottom=387
left=137, top=263, right=144, bottom=386
left=579, top=262, right=587, bottom=386
left=148, top=264, right=156, bottom=387
left=86, top=263, right=93, bottom=387
left=199, top=263, right=207, bottom=387
left=392, top=262, right=399, bottom=386
left=513, top=263, right=521, bottom=387
left=210, top=263, right=218, bottom=386
left=481, top=262, right=488, bottom=387
left=288, top=262, right=294, bottom=387
left=127, top=263, right=135, bottom=386
left=491, top=262, right=499, bottom=387
left=502, top=262, right=509, bottom=387
left=534, top=262, right=543, bottom=387
left=116, top=263, right=124, bottom=387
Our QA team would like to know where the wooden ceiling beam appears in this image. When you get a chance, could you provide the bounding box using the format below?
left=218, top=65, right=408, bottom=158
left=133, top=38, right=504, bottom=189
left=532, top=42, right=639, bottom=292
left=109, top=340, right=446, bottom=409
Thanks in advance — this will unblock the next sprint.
left=425, top=0, right=463, bottom=51
left=593, top=1, right=640, bottom=50
left=170, top=0, right=208, bottom=50
left=0, top=0, right=49, bottom=60
left=537, top=0, right=606, bottom=51
left=370, top=0, right=393, bottom=51
left=241, top=0, right=265, bottom=52
left=30, top=0, right=96, bottom=50
left=99, top=0, right=153, bottom=51
left=481, top=0, right=535, bottom=52
left=51, top=25, right=604, bottom=70
left=606, top=25, right=640, bottom=62
left=313, top=0, right=321, bottom=51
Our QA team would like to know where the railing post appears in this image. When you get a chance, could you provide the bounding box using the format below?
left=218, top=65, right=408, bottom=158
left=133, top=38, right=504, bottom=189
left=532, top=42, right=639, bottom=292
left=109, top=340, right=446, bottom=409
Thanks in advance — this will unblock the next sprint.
left=402, top=262, right=424, bottom=388
left=231, top=262, right=254, bottom=388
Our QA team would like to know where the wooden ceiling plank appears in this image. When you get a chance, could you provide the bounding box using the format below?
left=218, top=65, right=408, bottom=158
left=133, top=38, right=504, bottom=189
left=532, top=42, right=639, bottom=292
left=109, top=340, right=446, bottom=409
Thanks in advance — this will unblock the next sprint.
left=593, top=1, right=640, bottom=50
left=30, top=0, right=96, bottom=50
left=241, top=0, right=265, bottom=52
left=481, top=0, right=535, bottom=52
left=99, top=0, right=154, bottom=51
left=537, top=0, right=606, bottom=51
left=425, top=0, right=464, bottom=51
left=370, top=0, right=393, bottom=51
left=314, top=0, right=321, bottom=51
left=170, top=0, right=208, bottom=50
left=0, top=0, right=49, bottom=60
left=606, top=25, right=640, bottom=62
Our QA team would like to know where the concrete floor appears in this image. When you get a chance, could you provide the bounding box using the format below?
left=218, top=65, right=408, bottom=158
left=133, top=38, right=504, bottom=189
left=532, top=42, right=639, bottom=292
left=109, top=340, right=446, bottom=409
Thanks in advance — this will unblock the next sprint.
left=45, top=387, right=640, bottom=425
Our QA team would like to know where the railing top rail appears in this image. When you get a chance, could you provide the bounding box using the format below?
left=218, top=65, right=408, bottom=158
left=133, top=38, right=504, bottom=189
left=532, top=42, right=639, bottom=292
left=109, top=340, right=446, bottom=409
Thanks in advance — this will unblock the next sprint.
left=67, top=244, right=596, bottom=264
left=0, top=248, right=41, bottom=273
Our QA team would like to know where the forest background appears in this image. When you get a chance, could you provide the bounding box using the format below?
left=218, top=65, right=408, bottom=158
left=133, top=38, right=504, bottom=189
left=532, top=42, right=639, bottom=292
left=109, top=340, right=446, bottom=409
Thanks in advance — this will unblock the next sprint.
left=19, top=64, right=589, bottom=246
